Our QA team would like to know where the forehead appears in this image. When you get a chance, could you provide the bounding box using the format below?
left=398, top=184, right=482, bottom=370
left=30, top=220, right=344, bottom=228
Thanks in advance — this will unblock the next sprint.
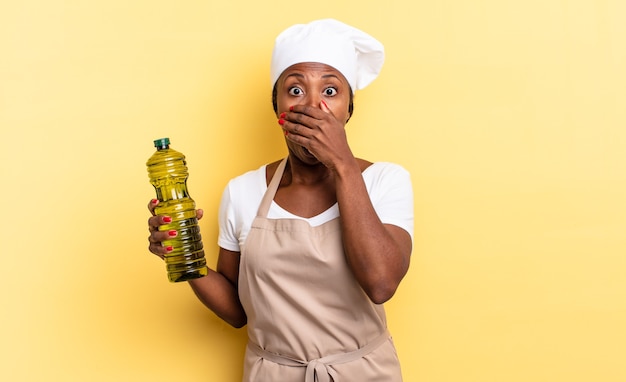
left=279, top=62, right=349, bottom=84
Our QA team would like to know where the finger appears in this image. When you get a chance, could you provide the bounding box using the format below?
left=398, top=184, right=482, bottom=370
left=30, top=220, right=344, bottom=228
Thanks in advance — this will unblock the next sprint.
left=196, top=209, right=204, bottom=220
left=148, top=228, right=176, bottom=244
left=285, top=126, right=308, bottom=146
left=279, top=110, right=312, bottom=136
left=148, top=214, right=172, bottom=232
left=289, top=104, right=325, bottom=119
left=279, top=118, right=310, bottom=139
left=320, top=100, right=332, bottom=114
left=148, top=241, right=170, bottom=260
left=147, top=199, right=159, bottom=215
left=285, top=108, right=325, bottom=130
left=148, top=227, right=176, bottom=258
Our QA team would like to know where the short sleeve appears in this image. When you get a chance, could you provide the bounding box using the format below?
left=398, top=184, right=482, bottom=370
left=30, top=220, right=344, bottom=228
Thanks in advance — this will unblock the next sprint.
left=217, top=182, right=241, bottom=252
left=364, top=163, right=414, bottom=243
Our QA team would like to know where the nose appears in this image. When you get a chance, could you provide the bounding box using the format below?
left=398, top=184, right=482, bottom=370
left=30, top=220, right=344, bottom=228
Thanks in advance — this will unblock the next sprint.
left=303, top=92, right=322, bottom=108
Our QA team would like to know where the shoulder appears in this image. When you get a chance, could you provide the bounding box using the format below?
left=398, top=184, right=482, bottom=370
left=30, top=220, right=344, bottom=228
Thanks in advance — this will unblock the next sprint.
left=360, top=161, right=413, bottom=204
left=361, top=161, right=411, bottom=181
left=219, top=163, right=268, bottom=225
left=221, top=163, right=268, bottom=210
left=226, top=163, right=268, bottom=191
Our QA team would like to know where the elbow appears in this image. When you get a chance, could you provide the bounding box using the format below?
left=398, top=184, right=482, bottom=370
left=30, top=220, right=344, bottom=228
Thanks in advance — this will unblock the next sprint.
left=364, top=282, right=399, bottom=305
left=363, top=263, right=409, bottom=304
left=362, top=268, right=409, bottom=304
left=227, top=315, right=247, bottom=329
left=228, top=309, right=248, bottom=328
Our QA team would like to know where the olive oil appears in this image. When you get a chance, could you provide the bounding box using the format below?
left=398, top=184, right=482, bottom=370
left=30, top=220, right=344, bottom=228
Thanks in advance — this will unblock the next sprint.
left=147, top=138, right=207, bottom=282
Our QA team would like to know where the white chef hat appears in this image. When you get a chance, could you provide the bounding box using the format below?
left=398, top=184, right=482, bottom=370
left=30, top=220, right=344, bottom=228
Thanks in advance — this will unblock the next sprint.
left=270, top=19, right=385, bottom=92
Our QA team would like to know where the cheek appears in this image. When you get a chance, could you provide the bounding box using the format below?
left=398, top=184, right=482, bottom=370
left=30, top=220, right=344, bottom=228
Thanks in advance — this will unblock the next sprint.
left=334, top=100, right=351, bottom=122
left=275, top=94, right=291, bottom=114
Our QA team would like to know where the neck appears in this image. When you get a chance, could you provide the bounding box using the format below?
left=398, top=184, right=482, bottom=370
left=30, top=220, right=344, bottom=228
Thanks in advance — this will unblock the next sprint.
left=285, top=154, right=333, bottom=186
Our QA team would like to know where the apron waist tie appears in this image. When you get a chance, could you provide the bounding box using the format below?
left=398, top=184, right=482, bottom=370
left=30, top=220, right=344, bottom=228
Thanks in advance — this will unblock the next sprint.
left=247, top=329, right=390, bottom=382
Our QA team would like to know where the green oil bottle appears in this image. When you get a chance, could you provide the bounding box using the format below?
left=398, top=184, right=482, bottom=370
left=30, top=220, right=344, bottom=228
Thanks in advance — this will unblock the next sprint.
left=147, top=138, right=208, bottom=282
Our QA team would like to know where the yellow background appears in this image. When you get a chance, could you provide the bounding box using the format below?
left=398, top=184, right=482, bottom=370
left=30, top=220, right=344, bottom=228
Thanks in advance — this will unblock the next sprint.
left=1, top=1, right=625, bottom=381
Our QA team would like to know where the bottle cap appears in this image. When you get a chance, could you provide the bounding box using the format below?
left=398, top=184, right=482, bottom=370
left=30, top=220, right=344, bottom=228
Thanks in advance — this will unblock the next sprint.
left=153, top=138, right=170, bottom=148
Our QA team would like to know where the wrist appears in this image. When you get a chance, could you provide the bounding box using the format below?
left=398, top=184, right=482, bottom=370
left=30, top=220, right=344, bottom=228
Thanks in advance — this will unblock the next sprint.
left=332, top=156, right=361, bottom=180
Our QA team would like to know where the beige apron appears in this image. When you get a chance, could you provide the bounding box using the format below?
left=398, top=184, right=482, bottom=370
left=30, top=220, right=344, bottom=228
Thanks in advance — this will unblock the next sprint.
left=238, top=158, right=402, bottom=382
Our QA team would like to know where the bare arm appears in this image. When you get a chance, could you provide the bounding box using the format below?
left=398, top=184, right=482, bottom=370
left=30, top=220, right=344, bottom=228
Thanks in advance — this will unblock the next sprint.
left=334, top=159, right=412, bottom=304
left=147, top=200, right=246, bottom=328
left=188, top=248, right=246, bottom=328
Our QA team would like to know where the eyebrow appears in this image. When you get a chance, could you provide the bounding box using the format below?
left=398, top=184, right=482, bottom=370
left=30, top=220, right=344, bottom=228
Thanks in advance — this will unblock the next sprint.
left=285, top=73, right=305, bottom=80
left=321, top=74, right=341, bottom=80
left=284, top=73, right=342, bottom=81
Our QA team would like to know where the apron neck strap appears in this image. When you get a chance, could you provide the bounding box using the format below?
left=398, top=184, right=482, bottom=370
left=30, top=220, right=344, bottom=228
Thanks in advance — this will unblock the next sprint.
left=257, top=157, right=288, bottom=217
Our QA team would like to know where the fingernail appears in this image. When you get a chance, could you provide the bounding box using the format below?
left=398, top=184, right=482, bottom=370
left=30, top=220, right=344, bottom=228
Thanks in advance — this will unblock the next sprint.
left=284, top=130, right=289, bottom=136
left=165, top=246, right=173, bottom=252
left=151, top=199, right=158, bottom=204
left=279, top=112, right=286, bottom=118
left=168, top=230, right=177, bottom=237
left=321, top=100, right=328, bottom=108
left=163, top=216, right=172, bottom=223
left=289, top=105, right=294, bottom=111
left=278, top=119, right=285, bottom=125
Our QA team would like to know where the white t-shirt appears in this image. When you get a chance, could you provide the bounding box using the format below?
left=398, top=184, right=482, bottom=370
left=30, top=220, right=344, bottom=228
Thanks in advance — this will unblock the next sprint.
left=218, top=161, right=414, bottom=252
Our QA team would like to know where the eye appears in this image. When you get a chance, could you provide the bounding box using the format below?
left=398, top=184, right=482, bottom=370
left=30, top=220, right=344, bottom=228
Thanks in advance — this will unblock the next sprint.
left=288, top=86, right=304, bottom=96
left=323, top=87, right=338, bottom=96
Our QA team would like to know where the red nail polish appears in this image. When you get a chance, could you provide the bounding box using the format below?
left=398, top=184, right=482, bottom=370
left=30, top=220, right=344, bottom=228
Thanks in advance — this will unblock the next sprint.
left=321, top=100, right=328, bottom=108
left=168, top=230, right=177, bottom=237
left=278, top=119, right=285, bottom=125
left=284, top=130, right=289, bottom=136
left=165, top=246, right=173, bottom=252
left=163, top=216, right=172, bottom=223
left=289, top=105, right=294, bottom=111
left=151, top=199, right=158, bottom=204
left=279, top=112, right=286, bottom=118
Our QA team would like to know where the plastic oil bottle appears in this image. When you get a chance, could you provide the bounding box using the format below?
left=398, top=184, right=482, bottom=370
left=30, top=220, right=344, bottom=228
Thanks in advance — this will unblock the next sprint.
left=146, top=138, right=208, bottom=282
